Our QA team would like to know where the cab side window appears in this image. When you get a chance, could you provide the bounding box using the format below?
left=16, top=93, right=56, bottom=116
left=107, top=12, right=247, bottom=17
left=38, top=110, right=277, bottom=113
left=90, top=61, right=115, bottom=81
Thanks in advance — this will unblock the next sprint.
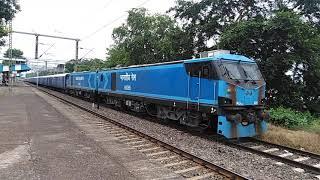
left=185, top=62, right=216, bottom=79
left=191, top=64, right=201, bottom=77
left=202, top=65, right=210, bottom=78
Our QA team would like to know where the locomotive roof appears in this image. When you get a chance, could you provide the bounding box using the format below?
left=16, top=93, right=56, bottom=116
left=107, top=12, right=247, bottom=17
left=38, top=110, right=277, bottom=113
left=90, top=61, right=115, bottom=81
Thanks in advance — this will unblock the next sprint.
left=185, top=53, right=255, bottom=63
left=109, top=53, right=255, bottom=70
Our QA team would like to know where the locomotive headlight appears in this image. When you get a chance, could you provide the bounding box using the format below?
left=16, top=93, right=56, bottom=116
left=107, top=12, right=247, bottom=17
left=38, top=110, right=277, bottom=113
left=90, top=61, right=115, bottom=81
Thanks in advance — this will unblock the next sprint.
left=227, top=88, right=231, bottom=93
left=241, top=121, right=249, bottom=126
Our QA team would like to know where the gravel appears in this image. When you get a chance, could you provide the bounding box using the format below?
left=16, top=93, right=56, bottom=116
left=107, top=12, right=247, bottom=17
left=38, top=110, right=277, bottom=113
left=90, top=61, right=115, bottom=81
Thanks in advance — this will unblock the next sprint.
left=37, top=86, right=319, bottom=180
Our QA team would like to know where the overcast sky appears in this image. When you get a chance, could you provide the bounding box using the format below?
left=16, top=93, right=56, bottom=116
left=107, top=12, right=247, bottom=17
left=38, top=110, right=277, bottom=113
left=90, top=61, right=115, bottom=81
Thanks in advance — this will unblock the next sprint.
left=3, top=0, right=176, bottom=67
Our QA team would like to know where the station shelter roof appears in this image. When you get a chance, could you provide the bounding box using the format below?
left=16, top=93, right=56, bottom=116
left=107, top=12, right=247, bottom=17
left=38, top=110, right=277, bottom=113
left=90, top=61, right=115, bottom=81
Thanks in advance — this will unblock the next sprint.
left=0, top=63, right=31, bottom=73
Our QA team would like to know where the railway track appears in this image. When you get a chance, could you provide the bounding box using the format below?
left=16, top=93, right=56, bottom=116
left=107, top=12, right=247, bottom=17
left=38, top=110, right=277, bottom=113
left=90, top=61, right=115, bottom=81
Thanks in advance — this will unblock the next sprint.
left=32, top=84, right=320, bottom=179
left=227, top=137, right=320, bottom=177
left=35, top=86, right=248, bottom=180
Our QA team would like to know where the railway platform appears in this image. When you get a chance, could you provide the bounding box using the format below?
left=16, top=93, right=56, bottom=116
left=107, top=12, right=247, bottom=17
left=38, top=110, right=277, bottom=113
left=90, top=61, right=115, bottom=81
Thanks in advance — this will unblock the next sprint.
left=0, top=85, right=182, bottom=179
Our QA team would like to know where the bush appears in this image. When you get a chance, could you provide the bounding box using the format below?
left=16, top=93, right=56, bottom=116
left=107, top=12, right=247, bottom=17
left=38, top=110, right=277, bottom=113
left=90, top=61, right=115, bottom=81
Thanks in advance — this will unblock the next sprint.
left=269, top=107, right=318, bottom=128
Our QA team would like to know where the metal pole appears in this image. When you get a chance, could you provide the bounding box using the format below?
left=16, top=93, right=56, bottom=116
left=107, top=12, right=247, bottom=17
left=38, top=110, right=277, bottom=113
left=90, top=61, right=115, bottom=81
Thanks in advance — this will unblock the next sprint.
left=35, top=35, right=39, bottom=59
left=35, top=35, right=39, bottom=87
left=8, top=21, right=13, bottom=87
left=75, top=40, right=79, bottom=60
left=36, top=70, right=39, bottom=87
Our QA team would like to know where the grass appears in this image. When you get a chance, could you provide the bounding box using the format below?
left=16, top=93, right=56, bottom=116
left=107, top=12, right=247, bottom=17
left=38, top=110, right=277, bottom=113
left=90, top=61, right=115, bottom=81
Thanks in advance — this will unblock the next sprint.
left=261, top=107, right=320, bottom=154
left=260, top=124, right=320, bottom=154
left=269, top=107, right=317, bottom=128
left=304, top=120, right=320, bottom=135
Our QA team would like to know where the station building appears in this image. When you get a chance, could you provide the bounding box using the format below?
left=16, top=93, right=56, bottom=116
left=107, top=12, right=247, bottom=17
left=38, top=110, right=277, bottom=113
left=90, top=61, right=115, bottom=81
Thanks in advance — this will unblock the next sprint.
left=0, top=58, right=31, bottom=85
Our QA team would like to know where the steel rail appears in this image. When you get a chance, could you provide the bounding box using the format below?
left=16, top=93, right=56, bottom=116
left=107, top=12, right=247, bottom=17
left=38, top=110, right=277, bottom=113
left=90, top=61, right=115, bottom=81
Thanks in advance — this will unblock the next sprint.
left=36, top=86, right=249, bottom=180
left=247, top=138, right=320, bottom=161
left=226, top=138, right=320, bottom=174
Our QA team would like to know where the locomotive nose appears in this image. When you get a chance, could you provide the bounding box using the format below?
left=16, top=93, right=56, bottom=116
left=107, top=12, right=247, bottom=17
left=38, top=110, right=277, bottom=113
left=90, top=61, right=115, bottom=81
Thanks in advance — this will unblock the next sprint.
left=227, top=111, right=266, bottom=125
left=227, top=113, right=242, bottom=123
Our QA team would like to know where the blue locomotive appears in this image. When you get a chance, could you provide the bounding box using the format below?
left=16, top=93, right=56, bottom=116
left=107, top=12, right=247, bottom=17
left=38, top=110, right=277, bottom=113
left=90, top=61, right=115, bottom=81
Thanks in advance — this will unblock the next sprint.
left=26, top=51, right=269, bottom=138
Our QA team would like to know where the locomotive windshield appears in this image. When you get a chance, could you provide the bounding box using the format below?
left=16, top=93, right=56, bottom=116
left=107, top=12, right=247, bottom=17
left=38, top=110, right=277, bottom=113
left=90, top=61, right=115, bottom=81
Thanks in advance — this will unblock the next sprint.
left=217, top=60, right=263, bottom=81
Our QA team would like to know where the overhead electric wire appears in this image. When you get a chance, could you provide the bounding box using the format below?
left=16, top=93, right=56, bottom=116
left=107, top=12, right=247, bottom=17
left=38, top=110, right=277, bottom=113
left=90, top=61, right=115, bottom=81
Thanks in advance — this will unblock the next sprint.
left=82, top=0, right=153, bottom=40
left=88, top=0, right=115, bottom=19
left=82, top=14, right=127, bottom=40
left=39, top=43, right=55, bottom=58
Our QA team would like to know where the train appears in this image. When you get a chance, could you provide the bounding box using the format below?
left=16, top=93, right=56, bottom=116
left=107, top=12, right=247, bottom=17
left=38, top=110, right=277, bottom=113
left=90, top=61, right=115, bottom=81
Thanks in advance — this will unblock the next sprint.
left=25, top=51, right=269, bottom=138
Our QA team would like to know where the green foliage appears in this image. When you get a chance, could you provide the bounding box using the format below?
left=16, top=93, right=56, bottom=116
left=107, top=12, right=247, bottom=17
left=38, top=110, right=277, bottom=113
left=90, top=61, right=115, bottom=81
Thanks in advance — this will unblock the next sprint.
left=294, top=0, right=320, bottom=26
left=3, top=48, right=25, bottom=65
left=25, top=73, right=35, bottom=78
left=270, top=107, right=319, bottom=128
left=169, top=0, right=268, bottom=51
left=0, top=0, right=20, bottom=21
left=4, top=48, right=25, bottom=59
left=0, top=0, right=20, bottom=47
left=219, top=11, right=320, bottom=113
left=65, top=58, right=107, bottom=72
left=64, top=59, right=76, bottom=73
left=107, top=8, right=193, bottom=67
left=169, top=0, right=320, bottom=51
left=106, top=45, right=129, bottom=67
left=0, top=26, right=6, bottom=47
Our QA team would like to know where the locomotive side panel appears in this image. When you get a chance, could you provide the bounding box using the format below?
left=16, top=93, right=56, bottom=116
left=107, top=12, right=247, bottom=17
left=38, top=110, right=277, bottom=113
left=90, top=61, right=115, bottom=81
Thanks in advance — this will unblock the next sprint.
left=96, top=71, right=111, bottom=92
left=69, top=72, right=97, bottom=91
left=114, top=63, right=189, bottom=103
left=109, top=62, right=218, bottom=111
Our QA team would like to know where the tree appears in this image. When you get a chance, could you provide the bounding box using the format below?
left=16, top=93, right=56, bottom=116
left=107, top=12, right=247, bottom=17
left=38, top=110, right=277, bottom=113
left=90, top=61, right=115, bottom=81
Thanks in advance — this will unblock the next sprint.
left=106, top=45, right=129, bottom=68
left=3, top=48, right=25, bottom=65
left=219, top=11, right=320, bottom=113
left=169, top=0, right=320, bottom=51
left=169, top=0, right=267, bottom=52
left=4, top=48, right=25, bottom=59
left=0, top=0, right=20, bottom=21
left=64, top=59, right=77, bottom=73
left=106, top=8, right=194, bottom=67
left=293, top=0, right=320, bottom=26
left=64, top=58, right=107, bottom=72
left=0, top=0, right=20, bottom=47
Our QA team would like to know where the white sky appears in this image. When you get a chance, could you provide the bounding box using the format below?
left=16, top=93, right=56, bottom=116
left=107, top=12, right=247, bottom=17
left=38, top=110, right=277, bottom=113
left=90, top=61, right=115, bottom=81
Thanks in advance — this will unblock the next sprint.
left=1, top=0, right=176, bottom=68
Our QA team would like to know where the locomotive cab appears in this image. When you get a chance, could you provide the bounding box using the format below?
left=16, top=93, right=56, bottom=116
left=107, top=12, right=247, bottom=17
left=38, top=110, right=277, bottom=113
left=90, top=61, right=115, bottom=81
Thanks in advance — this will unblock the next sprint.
left=184, top=51, right=268, bottom=138
left=215, top=58, right=266, bottom=108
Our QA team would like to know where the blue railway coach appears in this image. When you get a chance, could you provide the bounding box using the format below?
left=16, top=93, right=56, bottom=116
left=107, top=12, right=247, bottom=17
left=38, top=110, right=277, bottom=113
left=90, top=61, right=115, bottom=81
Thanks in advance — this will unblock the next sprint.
left=26, top=51, right=269, bottom=139
left=27, top=73, right=68, bottom=89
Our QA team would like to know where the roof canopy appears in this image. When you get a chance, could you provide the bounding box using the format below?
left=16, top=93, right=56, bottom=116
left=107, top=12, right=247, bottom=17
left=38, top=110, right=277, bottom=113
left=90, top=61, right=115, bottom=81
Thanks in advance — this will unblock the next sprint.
left=0, top=63, right=31, bottom=73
